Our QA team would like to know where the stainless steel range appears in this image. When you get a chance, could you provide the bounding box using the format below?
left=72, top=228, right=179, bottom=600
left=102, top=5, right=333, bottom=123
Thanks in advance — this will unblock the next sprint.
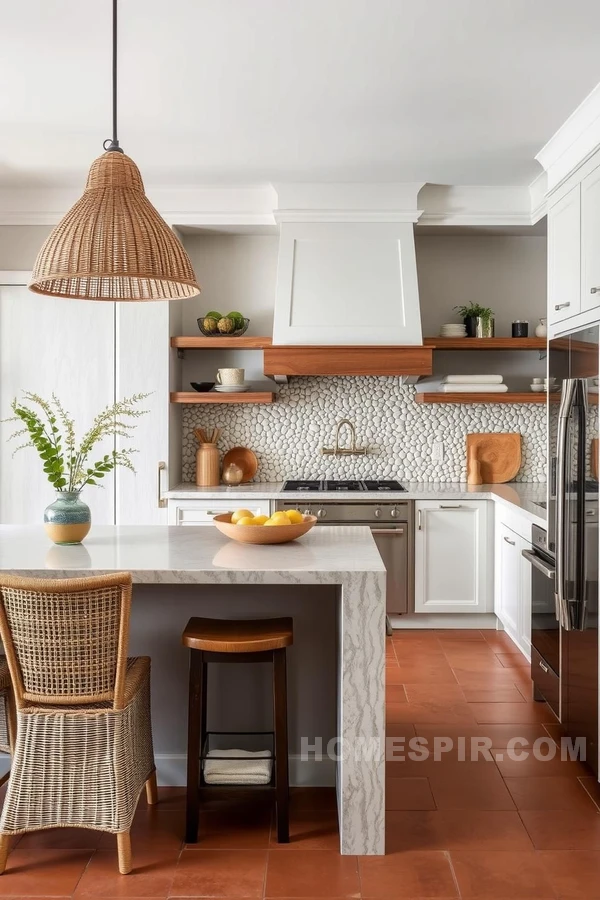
left=282, top=479, right=407, bottom=493
left=275, top=490, right=413, bottom=617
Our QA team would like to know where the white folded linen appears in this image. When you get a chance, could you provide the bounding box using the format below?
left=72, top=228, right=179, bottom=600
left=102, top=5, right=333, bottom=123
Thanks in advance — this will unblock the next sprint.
left=440, top=383, right=508, bottom=393
left=442, top=375, right=504, bottom=384
left=203, top=749, right=273, bottom=785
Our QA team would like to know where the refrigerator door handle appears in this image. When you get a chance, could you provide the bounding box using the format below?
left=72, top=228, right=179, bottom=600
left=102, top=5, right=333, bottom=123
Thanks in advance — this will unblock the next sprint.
left=556, top=378, right=578, bottom=631
left=573, top=381, right=588, bottom=632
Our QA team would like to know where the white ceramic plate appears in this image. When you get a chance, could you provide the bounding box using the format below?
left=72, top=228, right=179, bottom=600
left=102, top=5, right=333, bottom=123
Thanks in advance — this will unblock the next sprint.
left=214, top=384, right=250, bottom=393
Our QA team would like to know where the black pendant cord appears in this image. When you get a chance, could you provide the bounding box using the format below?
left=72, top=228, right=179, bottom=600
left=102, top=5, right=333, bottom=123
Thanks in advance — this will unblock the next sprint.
left=103, top=0, right=123, bottom=153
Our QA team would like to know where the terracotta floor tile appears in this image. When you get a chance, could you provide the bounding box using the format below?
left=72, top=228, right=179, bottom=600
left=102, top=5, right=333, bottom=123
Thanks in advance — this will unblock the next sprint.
left=265, top=849, right=360, bottom=897
left=540, top=849, right=600, bottom=897
left=395, top=662, right=458, bottom=685
left=468, top=701, right=557, bottom=724
left=386, top=700, right=476, bottom=725
left=504, top=775, right=598, bottom=811
left=481, top=632, right=521, bottom=652
left=0, top=850, right=92, bottom=897
left=496, top=653, right=530, bottom=668
left=404, top=684, right=466, bottom=703
left=449, top=850, right=557, bottom=898
left=16, top=828, right=104, bottom=851
left=289, top=787, right=337, bottom=812
left=452, top=668, right=523, bottom=687
left=462, top=687, right=526, bottom=703
left=268, top=810, right=339, bottom=850
left=154, top=786, right=187, bottom=809
left=385, top=810, right=533, bottom=852
left=520, top=808, right=600, bottom=849
left=436, top=629, right=485, bottom=641
left=385, top=722, right=416, bottom=741
left=170, top=849, right=267, bottom=898
left=189, top=808, right=271, bottom=849
left=386, top=777, right=436, bottom=810
left=358, top=849, right=457, bottom=897
left=73, top=849, right=178, bottom=897
left=443, top=651, right=506, bottom=672
left=578, top=776, right=600, bottom=810
left=413, top=723, right=550, bottom=750
left=492, top=751, right=589, bottom=778
left=385, top=684, right=407, bottom=703
left=428, top=764, right=515, bottom=810
left=543, top=721, right=567, bottom=747
left=385, top=666, right=406, bottom=685
left=387, top=756, right=499, bottom=778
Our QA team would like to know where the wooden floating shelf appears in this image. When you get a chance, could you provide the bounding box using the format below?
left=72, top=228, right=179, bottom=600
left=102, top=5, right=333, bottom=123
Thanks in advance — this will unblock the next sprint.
left=171, top=336, right=273, bottom=349
left=170, top=392, right=275, bottom=404
left=423, top=337, right=546, bottom=351
left=415, top=392, right=548, bottom=405
left=263, top=345, right=433, bottom=376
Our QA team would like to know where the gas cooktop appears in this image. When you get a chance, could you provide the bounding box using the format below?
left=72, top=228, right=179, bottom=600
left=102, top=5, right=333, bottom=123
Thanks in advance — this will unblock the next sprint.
left=282, top=479, right=406, bottom=493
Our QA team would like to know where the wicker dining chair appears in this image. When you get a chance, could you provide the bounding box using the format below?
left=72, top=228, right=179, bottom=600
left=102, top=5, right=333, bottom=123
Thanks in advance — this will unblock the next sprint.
left=0, top=572, right=157, bottom=875
left=0, top=659, right=15, bottom=786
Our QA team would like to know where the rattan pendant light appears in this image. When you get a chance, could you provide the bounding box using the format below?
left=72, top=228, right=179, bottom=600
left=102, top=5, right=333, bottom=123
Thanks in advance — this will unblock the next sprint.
left=29, top=0, right=200, bottom=302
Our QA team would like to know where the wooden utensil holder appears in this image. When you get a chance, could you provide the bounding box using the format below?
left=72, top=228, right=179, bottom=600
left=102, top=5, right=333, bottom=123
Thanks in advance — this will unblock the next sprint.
left=196, top=443, right=220, bottom=487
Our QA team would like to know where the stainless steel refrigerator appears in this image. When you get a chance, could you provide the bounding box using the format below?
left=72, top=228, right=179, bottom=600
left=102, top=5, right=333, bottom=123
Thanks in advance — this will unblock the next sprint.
left=547, top=326, right=599, bottom=773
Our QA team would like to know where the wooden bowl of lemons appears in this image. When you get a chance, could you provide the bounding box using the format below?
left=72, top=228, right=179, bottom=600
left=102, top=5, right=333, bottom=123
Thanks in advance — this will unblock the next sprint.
left=213, top=508, right=317, bottom=544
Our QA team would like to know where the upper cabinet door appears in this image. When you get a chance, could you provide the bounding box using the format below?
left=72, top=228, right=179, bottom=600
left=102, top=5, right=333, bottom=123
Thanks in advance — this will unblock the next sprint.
left=272, top=222, right=422, bottom=346
left=581, top=165, right=600, bottom=313
left=548, top=184, right=581, bottom=327
left=0, top=284, right=116, bottom=525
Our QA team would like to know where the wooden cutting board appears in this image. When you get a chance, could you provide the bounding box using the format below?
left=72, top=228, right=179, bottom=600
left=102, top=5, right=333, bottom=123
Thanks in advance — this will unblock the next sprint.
left=466, top=433, right=522, bottom=484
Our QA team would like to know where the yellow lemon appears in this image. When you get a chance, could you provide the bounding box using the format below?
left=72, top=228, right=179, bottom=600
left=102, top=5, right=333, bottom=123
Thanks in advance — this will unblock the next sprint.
left=231, top=508, right=253, bottom=524
left=236, top=516, right=257, bottom=526
left=253, top=515, right=269, bottom=525
left=269, top=511, right=292, bottom=526
left=285, top=509, right=304, bottom=524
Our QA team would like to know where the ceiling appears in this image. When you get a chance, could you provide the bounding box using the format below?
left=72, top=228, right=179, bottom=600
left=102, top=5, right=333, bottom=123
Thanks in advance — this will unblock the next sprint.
left=2, top=0, right=600, bottom=189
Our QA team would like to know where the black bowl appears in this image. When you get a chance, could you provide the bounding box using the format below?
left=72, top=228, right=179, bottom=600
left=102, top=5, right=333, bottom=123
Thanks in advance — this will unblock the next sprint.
left=190, top=382, right=215, bottom=393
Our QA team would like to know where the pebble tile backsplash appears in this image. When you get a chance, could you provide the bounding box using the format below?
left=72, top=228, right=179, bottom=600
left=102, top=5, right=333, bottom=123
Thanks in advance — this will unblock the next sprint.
left=182, top=377, right=547, bottom=483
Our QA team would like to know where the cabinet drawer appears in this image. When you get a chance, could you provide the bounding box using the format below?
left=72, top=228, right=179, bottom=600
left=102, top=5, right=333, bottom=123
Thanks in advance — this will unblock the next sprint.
left=168, top=500, right=271, bottom=526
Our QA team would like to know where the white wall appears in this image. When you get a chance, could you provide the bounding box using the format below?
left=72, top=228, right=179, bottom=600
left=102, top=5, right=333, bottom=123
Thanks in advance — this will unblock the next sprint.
left=415, top=235, right=547, bottom=336
left=0, top=225, right=50, bottom=269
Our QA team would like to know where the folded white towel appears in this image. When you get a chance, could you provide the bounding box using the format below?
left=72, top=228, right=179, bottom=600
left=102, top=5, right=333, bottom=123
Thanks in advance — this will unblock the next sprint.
left=442, top=375, right=504, bottom=384
left=440, top=383, right=508, bottom=393
left=203, top=749, right=273, bottom=785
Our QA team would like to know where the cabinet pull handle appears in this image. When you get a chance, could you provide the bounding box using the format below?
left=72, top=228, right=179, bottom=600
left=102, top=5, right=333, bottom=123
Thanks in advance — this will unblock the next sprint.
left=417, top=509, right=422, bottom=530
left=554, top=302, right=571, bottom=311
left=503, top=535, right=516, bottom=545
left=539, top=660, right=549, bottom=673
left=591, top=287, right=600, bottom=294
left=157, top=461, right=167, bottom=508
left=440, top=504, right=462, bottom=509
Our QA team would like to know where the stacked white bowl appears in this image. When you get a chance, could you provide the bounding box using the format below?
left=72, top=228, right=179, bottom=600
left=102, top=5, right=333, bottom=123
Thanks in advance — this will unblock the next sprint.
left=439, top=323, right=467, bottom=337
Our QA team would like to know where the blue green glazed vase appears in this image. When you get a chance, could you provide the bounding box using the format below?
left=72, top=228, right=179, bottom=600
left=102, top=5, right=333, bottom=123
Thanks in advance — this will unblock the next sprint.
left=43, top=491, right=91, bottom=545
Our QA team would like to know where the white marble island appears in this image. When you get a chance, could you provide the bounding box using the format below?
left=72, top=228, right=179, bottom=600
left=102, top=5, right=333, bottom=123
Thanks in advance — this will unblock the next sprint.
left=0, top=524, right=386, bottom=856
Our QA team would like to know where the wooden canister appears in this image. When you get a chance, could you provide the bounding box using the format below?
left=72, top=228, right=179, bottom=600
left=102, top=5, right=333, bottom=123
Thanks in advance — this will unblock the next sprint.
left=196, top=443, right=220, bottom=487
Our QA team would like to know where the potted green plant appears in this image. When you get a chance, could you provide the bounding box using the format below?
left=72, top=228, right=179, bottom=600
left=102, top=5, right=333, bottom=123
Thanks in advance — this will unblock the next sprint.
left=453, top=302, right=495, bottom=338
left=4, top=391, right=148, bottom=544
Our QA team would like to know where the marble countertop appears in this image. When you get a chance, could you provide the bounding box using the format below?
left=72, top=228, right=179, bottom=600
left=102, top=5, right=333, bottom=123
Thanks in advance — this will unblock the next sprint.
left=0, top=524, right=386, bottom=583
left=167, top=482, right=547, bottom=527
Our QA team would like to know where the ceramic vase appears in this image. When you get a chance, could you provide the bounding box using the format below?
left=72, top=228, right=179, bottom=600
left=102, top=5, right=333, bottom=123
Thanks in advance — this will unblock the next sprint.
left=44, top=491, right=91, bottom=545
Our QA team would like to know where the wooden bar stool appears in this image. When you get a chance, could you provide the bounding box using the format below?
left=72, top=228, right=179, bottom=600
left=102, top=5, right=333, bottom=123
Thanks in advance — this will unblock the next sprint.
left=182, top=616, right=293, bottom=845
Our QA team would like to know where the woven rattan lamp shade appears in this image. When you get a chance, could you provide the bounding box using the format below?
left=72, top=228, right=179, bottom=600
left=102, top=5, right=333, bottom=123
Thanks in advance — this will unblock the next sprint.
left=29, top=152, right=200, bottom=302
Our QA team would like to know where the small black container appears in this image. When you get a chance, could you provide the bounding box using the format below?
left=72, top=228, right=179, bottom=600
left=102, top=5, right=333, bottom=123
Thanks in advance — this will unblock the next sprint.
left=512, top=320, right=529, bottom=338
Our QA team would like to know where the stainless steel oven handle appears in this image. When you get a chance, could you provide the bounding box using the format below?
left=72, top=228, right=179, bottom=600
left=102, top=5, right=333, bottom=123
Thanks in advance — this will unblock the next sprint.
left=521, top=548, right=555, bottom=580
left=556, top=378, right=577, bottom=631
left=371, top=528, right=405, bottom=535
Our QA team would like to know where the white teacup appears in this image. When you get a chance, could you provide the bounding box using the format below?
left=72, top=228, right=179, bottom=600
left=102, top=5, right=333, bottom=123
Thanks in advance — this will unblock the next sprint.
left=216, top=368, right=245, bottom=386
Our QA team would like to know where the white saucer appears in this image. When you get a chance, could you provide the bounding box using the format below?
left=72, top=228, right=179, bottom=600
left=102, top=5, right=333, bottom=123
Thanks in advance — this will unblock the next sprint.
left=214, top=383, right=249, bottom=393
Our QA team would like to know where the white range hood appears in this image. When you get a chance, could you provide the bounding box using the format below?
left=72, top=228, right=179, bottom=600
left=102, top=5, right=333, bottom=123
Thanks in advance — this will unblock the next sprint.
left=272, top=183, right=424, bottom=347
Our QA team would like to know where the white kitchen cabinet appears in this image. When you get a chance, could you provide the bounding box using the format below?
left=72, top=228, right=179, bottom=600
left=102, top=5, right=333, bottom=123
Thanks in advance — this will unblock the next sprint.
left=272, top=222, right=422, bottom=346
left=548, top=184, right=581, bottom=328
left=168, top=499, right=271, bottom=526
left=494, top=507, right=532, bottom=658
left=0, top=279, right=178, bottom=526
left=414, top=500, right=493, bottom=614
left=580, top=164, right=600, bottom=315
